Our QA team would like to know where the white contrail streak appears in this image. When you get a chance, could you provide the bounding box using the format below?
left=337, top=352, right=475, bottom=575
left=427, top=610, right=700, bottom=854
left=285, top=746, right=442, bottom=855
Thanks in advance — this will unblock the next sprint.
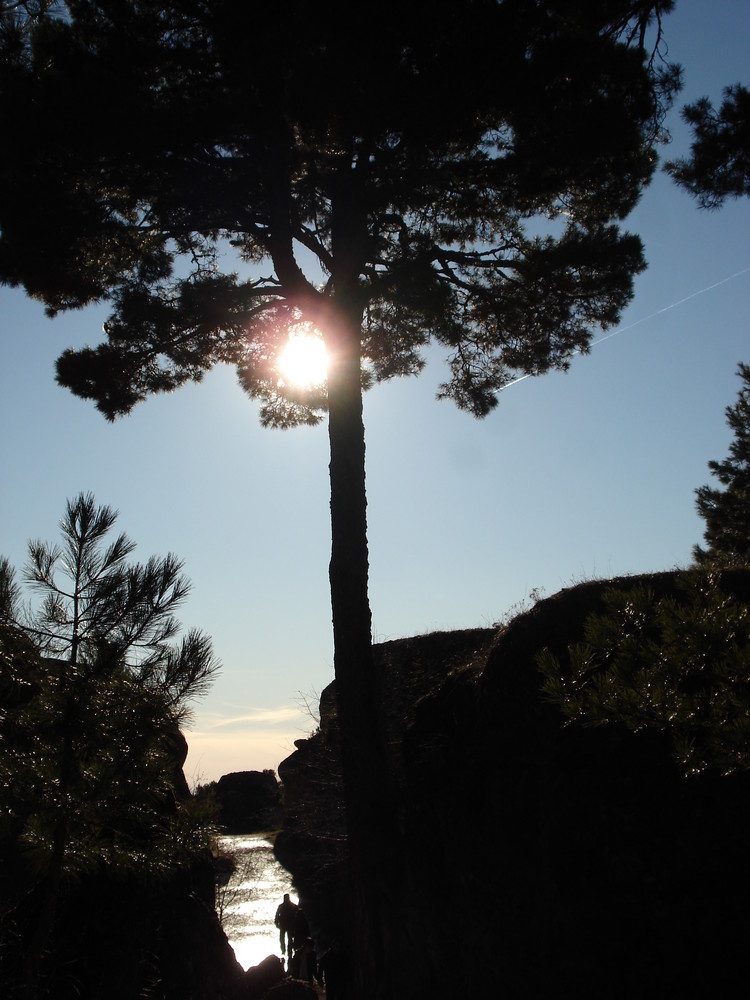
left=500, top=265, right=750, bottom=392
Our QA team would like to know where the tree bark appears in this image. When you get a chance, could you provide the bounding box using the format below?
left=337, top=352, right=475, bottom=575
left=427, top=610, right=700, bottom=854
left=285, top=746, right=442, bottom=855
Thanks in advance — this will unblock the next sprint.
left=325, top=304, right=400, bottom=999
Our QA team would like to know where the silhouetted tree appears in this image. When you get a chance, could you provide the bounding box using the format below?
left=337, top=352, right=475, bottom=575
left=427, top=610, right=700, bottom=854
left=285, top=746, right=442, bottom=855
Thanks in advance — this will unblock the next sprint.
left=538, top=569, right=750, bottom=776
left=0, top=493, right=219, bottom=999
left=0, top=4, right=679, bottom=994
left=693, top=364, right=750, bottom=565
left=666, top=83, right=750, bottom=208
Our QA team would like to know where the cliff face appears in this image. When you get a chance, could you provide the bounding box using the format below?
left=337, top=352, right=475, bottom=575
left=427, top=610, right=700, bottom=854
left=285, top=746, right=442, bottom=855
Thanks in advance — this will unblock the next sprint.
left=275, top=573, right=750, bottom=997
left=274, top=627, right=495, bottom=955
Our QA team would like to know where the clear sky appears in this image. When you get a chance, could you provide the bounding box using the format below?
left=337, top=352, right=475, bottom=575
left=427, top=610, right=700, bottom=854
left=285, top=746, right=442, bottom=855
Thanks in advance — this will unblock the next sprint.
left=1, top=0, right=749, bottom=785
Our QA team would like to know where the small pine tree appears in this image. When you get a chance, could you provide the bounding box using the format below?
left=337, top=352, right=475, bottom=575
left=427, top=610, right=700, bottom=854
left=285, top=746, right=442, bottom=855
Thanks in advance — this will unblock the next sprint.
left=694, top=363, right=750, bottom=565
left=0, top=493, right=219, bottom=998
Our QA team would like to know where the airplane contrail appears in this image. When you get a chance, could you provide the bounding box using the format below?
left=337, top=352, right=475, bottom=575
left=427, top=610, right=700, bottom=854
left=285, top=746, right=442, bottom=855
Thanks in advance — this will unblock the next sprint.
left=500, top=265, right=750, bottom=392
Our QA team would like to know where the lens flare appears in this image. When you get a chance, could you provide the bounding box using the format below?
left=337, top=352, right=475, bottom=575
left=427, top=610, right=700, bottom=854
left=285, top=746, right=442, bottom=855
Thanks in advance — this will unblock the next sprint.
left=277, top=331, right=328, bottom=388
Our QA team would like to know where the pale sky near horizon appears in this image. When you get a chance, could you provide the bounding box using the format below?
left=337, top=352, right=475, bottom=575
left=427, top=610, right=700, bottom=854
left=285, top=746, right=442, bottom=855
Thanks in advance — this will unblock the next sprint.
left=1, top=1, right=749, bottom=785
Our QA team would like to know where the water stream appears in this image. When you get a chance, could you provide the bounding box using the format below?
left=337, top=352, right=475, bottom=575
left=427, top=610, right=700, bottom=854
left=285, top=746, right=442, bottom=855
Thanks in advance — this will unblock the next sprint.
left=215, top=833, right=295, bottom=971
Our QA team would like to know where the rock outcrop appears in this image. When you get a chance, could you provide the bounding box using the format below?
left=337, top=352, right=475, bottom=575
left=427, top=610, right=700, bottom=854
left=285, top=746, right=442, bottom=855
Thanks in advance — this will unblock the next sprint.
left=275, top=572, right=750, bottom=998
left=211, top=769, right=283, bottom=833
left=1, top=867, right=248, bottom=1000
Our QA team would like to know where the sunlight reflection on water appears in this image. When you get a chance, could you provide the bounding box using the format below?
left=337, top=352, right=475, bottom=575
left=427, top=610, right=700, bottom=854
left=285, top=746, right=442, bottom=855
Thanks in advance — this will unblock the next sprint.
left=216, top=833, right=295, bottom=972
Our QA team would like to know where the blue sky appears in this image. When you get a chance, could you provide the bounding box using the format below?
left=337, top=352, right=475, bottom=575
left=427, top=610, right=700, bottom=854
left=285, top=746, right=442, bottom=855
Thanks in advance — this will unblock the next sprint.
left=2, top=0, right=749, bottom=784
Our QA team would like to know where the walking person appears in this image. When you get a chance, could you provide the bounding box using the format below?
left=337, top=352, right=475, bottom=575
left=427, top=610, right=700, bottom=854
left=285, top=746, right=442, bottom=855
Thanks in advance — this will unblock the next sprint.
left=274, top=893, right=298, bottom=956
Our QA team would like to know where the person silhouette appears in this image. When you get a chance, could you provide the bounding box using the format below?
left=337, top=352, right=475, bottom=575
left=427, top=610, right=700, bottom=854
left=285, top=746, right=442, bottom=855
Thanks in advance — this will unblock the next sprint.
left=297, top=937, right=318, bottom=984
left=274, top=893, right=298, bottom=955
left=291, top=906, right=311, bottom=951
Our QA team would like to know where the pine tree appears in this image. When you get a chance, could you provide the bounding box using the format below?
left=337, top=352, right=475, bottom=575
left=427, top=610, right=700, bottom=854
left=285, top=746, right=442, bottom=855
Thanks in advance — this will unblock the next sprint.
left=0, top=4, right=680, bottom=993
left=666, top=83, right=750, bottom=208
left=694, top=363, right=750, bottom=565
left=0, top=494, right=218, bottom=998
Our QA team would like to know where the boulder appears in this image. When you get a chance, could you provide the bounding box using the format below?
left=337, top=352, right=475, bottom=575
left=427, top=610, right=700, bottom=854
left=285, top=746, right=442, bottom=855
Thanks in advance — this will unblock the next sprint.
left=214, top=770, right=282, bottom=833
left=244, top=954, right=284, bottom=998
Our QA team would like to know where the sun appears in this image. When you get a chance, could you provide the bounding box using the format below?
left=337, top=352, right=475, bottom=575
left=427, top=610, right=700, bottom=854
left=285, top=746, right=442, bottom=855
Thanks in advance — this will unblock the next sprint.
left=277, top=330, right=328, bottom=388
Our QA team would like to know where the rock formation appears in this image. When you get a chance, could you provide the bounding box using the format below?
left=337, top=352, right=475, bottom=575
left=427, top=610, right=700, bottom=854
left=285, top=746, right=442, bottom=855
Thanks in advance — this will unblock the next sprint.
left=275, top=572, right=750, bottom=997
left=210, top=769, right=283, bottom=833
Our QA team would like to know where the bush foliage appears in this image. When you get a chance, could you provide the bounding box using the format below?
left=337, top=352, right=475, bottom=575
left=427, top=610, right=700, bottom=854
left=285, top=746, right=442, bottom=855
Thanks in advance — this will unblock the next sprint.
left=538, top=567, right=750, bottom=776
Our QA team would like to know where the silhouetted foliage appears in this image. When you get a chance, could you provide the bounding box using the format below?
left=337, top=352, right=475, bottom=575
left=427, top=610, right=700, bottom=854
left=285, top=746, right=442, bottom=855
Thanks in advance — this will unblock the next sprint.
left=666, top=83, right=750, bottom=208
left=0, top=4, right=680, bottom=995
left=0, top=494, right=219, bottom=998
left=537, top=568, right=750, bottom=775
left=693, top=363, right=750, bottom=565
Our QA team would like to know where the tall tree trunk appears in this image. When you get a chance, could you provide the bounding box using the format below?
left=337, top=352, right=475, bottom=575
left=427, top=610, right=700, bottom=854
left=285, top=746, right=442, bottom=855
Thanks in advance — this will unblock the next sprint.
left=325, top=306, right=401, bottom=999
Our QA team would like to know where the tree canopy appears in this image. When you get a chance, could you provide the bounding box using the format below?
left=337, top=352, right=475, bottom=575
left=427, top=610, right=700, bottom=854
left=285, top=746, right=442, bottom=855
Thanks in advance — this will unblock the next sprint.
left=666, top=82, right=750, bottom=209
left=6, top=492, right=218, bottom=704
left=1, top=0, right=679, bottom=421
